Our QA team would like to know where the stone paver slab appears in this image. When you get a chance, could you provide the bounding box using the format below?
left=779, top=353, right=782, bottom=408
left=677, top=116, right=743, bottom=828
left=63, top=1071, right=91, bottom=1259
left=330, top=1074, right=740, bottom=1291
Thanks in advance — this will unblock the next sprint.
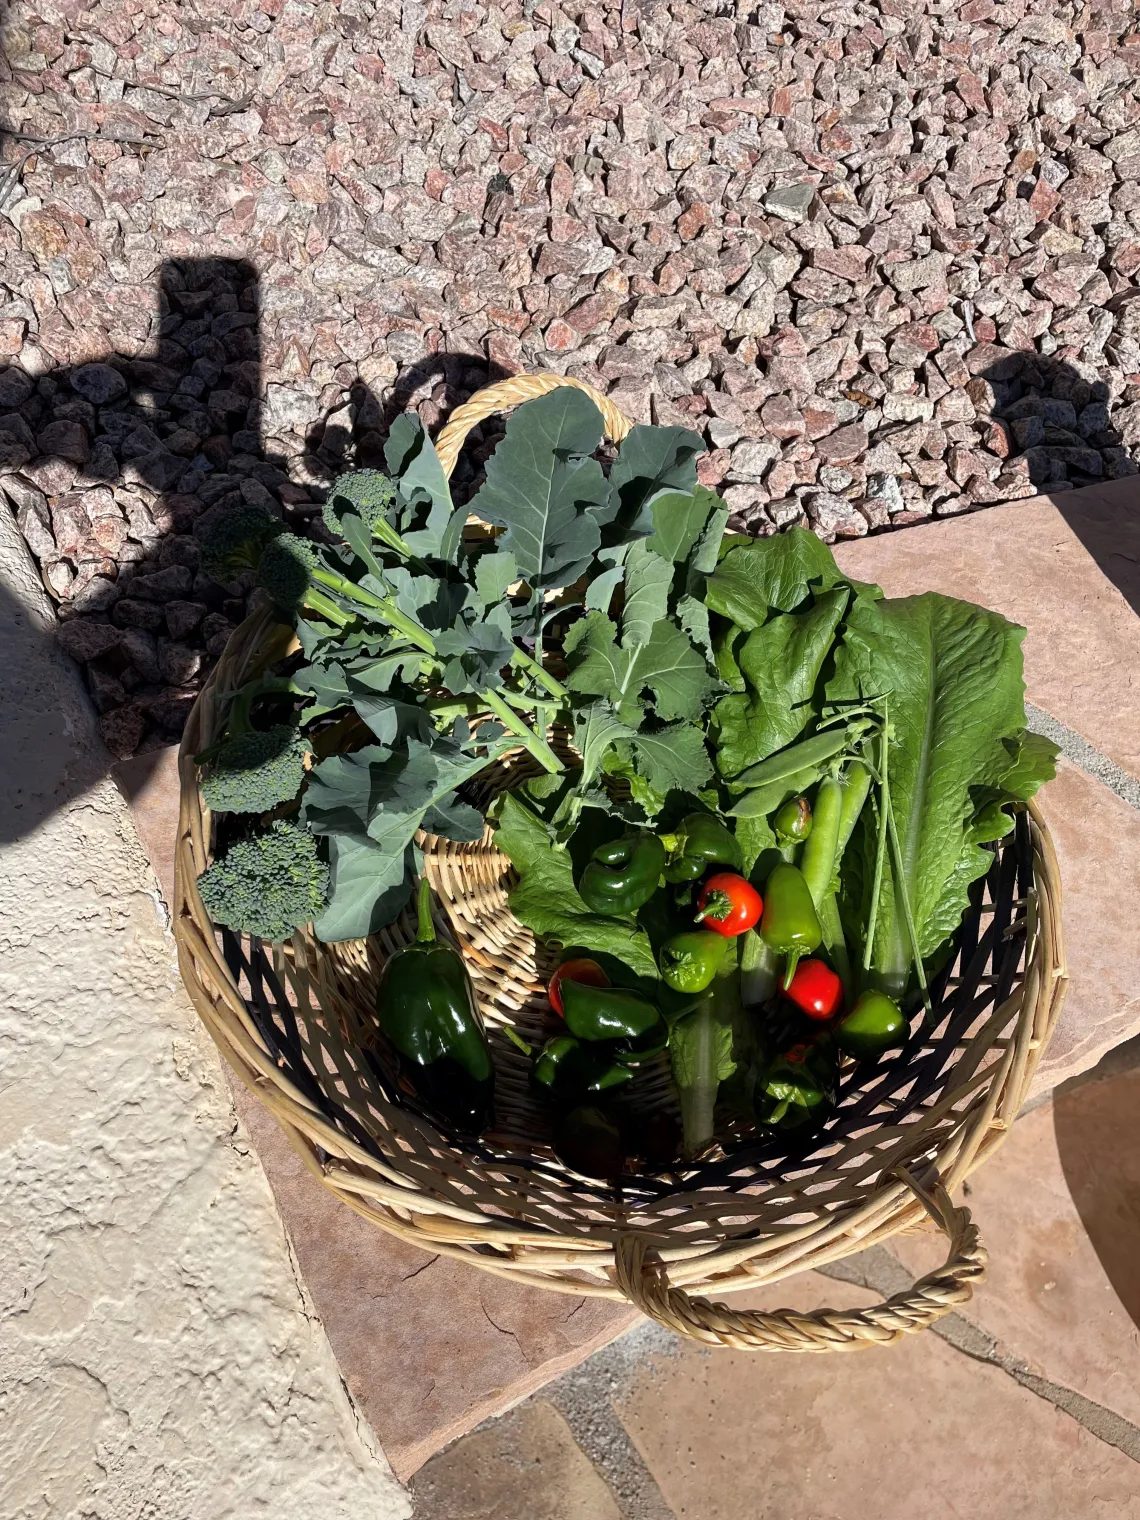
left=894, top=1062, right=1140, bottom=1430
left=835, top=478, right=1140, bottom=783
left=614, top=1272, right=1140, bottom=1520
left=235, top=1089, right=636, bottom=1480
left=406, top=1398, right=621, bottom=1520
left=1029, top=760, right=1140, bottom=1093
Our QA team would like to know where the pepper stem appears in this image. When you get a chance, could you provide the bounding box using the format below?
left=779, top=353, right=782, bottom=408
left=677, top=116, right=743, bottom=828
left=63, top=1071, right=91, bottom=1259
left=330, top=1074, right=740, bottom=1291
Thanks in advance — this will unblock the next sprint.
left=695, top=889, right=731, bottom=925
left=782, top=949, right=803, bottom=991
left=414, top=876, right=436, bottom=944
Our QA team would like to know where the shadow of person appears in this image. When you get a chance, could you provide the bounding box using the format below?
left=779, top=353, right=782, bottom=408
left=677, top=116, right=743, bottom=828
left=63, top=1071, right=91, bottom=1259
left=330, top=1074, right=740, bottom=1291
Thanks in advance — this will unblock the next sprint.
left=976, top=349, right=1140, bottom=617
left=1053, top=1046, right=1140, bottom=1333
left=0, top=252, right=512, bottom=845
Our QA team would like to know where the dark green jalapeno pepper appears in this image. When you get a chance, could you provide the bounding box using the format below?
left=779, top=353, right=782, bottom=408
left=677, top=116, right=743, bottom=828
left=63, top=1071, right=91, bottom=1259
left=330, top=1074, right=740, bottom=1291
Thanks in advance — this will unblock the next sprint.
left=659, top=929, right=729, bottom=993
left=612, top=1016, right=670, bottom=1064
left=554, top=1105, right=626, bottom=1180
left=579, top=832, right=666, bottom=915
left=532, top=1035, right=633, bottom=1104
left=760, top=862, right=823, bottom=987
left=834, top=990, right=907, bottom=1060
left=756, top=1036, right=838, bottom=1130
left=662, top=812, right=743, bottom=883
left=560, top=979, right=661, bottom=1041
left=376, top=877, right=494, bottom=1132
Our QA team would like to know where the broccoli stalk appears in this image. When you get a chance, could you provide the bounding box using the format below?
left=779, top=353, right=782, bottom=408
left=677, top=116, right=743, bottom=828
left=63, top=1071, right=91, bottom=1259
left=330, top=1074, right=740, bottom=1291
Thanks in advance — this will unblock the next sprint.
left=197, top=820, right=329, bottom=942
left=258, top=533, right=437, bottom=654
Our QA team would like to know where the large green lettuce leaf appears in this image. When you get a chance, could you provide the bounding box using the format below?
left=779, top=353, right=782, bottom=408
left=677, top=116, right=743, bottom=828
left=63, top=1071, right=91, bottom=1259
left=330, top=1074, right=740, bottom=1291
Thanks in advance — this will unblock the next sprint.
left=830, top=592, right=1035, bottom=994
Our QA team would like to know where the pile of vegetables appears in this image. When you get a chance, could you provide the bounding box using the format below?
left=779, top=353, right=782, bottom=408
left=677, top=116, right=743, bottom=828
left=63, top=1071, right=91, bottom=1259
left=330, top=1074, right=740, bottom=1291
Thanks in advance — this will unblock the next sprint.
left=194, top=390, right=1057, bottom=1176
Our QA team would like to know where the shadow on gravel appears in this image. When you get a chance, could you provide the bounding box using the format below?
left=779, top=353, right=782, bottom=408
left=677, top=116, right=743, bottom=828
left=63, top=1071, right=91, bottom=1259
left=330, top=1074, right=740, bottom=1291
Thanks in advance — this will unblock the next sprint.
left=0, top=255, right=509, bottom=845
left=978, top=350, right=1140, bottom=618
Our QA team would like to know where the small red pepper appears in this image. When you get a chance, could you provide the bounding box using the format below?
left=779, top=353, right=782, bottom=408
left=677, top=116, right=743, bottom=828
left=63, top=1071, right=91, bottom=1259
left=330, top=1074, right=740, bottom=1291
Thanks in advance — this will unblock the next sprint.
left=785, top=958, right=843, bottom=1022
left=695, top=873, right=763, bottom=938
left=548, top=958, right=610, bottom=1017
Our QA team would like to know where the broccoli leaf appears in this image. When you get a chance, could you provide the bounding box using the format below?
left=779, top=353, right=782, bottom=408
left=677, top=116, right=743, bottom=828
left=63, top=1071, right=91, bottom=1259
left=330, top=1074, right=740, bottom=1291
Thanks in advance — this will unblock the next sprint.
left=600, top=423, right=703, bottom=535
left=384, top=413, right=464, bottom=560
left=314, top=834, right=415, bottom=942
left=643, top=485, right=720, bottom=565
left=473, top=549, right=518, bottom=606
left=625, top=722, right=712, bottom=796
left=433, top=605, right=516, bottom=694
left=621, top=539, right=674, bottom=648
left=495, top=793, right=659, bottom=979
left=466, top=389, right=607, bottom=589
left=565, top=611, right=713, bottom=726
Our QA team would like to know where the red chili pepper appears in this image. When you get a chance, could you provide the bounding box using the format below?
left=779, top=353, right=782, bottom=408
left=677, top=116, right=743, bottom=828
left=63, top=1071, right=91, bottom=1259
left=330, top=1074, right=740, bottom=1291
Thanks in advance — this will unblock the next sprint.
left=785, top=958, right=843, bottom=1022
left=695, top=873, right=763, bottom=938
left=548, top=958, right=610, bottom=1017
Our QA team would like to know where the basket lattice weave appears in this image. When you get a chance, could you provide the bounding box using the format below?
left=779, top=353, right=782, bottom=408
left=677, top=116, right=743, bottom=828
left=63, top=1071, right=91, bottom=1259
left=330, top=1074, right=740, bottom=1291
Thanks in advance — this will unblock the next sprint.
left=174, top=373, right=1068, bottom=1353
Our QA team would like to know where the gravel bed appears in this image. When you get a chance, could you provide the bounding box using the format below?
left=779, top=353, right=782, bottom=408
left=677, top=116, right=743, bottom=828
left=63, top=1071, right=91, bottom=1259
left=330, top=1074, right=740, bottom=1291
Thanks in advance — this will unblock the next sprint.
left=1, top=0, right=1139, bottom=756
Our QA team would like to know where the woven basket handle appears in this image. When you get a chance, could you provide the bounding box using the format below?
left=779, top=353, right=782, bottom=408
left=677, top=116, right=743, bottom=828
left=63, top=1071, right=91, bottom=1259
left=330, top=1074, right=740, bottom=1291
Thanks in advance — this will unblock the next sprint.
left=433, top=372, right=633, bottom=479
left=615, top=1170, right=987, bottom=1353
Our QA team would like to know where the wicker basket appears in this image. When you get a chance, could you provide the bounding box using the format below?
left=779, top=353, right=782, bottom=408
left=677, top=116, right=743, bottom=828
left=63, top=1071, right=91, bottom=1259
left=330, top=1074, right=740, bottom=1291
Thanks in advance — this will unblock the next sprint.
left=174, top=373, right=1068, bottom=1353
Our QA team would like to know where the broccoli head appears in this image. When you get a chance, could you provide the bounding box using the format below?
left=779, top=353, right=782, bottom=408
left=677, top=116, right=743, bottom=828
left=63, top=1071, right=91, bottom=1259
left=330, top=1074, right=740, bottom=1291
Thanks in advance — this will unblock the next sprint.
left=198, top=502, right=284, bottom=582
left=323, top=469, right=397, bottom=537
left=257, top=531, right=320, bottom=611
left=201, top=725, right=308, bottom=814
left=197, top=820, right=329, bottom=942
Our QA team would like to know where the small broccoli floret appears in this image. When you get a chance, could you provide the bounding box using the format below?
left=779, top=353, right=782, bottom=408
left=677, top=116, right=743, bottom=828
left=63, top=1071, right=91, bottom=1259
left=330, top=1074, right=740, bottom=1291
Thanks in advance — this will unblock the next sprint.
left=201, top=725, right=308, bottom=814
left=197, top=820, right=329, bottom=942
left=257, top=531, right=321, bottom=610
left=198, top=503, right=284, bottom=582
left=323, top=469, right=397, bottom=537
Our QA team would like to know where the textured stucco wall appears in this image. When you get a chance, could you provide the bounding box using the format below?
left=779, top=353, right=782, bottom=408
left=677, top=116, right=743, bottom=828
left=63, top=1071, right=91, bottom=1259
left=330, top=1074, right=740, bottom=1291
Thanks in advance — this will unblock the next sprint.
left=0, top=507, right=409, bottom=1520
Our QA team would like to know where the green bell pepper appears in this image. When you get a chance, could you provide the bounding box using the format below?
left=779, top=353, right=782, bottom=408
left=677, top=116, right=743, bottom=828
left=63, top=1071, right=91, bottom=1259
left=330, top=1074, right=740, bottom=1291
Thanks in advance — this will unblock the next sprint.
left=834, top=990, right=907, bottom=1060
left=578, top=832, right=666, bottom=915
left=560, top=979, right=661, bottom=1041
left=662, top=812, right=743, bottom=883
left=658, top=929, right=729, bottom=993
left=532, top=1035, right=633, bottom=1104
left=760, top=862, right=823, bottom=988
left=376, top=878, right=494, bottom=1132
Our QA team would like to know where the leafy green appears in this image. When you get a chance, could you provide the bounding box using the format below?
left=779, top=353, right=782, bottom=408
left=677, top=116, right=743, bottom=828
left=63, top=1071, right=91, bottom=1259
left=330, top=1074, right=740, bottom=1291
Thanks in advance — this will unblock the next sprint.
left=705, top=527, right=872, bottom=622
left=565, top=612, right=713, bottom=726
left=314, top=834, right=415, bottom=943
left=467, top=388, right=606, bottom=589
left=643, top=485, right=721, bottom=565
left=495, top=794, right=660, bottom=979
left=829, top=592, right=1035, bottom=995
left=621, top=540, right=674, bottom=648
left=383, top=413, right=464, bottom=560
left=601, top=423, right=703, bottom=534
left=714, top=588, right=850, bottom=777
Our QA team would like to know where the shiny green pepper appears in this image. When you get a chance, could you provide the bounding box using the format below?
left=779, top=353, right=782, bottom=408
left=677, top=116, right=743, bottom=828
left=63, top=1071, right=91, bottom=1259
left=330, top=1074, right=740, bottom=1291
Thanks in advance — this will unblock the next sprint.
left=760, top=862, right=823, bottom=987
left=835, top=990, right=907, bottom=1060
left=773, top=795, right=812, bottom=847
left=662, top=812, right=743, bottom=883
left=377, top=878, right=494, bottom=1132
left=532, top=1035, right=632, bottom=1105
left=756, top=1036, right=838, bottom=1130
left=658, top=930, right=729, bottom=993
left=579, top=832, right=666, bottom=915
left=561, top=979, right=661, bottom=1041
